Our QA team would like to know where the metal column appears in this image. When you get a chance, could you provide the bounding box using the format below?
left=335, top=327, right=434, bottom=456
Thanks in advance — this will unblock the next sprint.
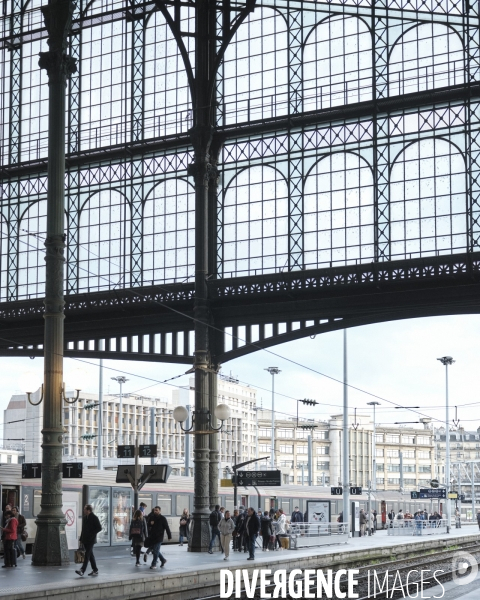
left=32, top=0, right=77, bottom=566
left=342, top=330, right=350, bottom=534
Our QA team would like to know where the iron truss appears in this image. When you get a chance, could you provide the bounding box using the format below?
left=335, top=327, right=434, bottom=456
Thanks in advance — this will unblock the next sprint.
left=0, top=0, right=480, bottom=365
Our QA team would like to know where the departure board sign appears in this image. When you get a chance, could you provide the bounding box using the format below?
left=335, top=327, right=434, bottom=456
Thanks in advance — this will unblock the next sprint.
left=22, top=463, right=41, bottom=478
left=236, top=470, right=282, bottom=486
left=413, top=488, right=446, bottom=499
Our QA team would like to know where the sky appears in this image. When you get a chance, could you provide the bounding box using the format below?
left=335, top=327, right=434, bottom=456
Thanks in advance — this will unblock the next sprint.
left=2, top=313, right=480, bottom=440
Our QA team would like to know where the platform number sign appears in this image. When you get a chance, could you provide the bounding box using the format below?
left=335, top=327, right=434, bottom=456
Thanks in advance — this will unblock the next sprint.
left=350, top=487, right=362, bottom=495
left=139, top=444, right=157, bottom=458
left=331, top=487, right=343, bottom=495
left=22, top=463, right=41, bottom=479
left=117, top=445, right=135, bottom=458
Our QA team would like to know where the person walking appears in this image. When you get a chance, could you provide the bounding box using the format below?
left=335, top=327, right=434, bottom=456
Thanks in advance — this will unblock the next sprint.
left=244, top=507, right=260, bottom=560
left=208, top=504, right=222, bottom=554
left=129, top=510, right=148, bottom=566
left=1, top=510, right=17, bottom=568
left=179, top=509, right=190, bottom=546
left=147, top=506, right=172, bottom=569
left=260, top=511, right=273, bottom=551
left=75, top=504, right=102, bottom=577
left=218, top=510, right=235, bottom=561
left=11, top=507, right=26, bottom=559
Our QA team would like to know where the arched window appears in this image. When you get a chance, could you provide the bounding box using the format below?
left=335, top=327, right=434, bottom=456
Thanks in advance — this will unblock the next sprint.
left=223, top=165, right=289, bottom=276
left=303, top=152, right=375, bottom=268
left=21, top=0, right=49, bottom=162
left=143, top=178, right=195, bottom=284
left=390, top=138, right=466, bottom=259
left=222, top=8, right=288, bottom=125
left=144, top=7, right=194, bottom=138
left=303, top=16, right=372, bottom=111
left=18, top=199, right=47, bottom=298
left=81, top=0, right=131, bottom=149
left=389, top=24, right=464, bottom=96
left=78, top=190, right=131, bottom=291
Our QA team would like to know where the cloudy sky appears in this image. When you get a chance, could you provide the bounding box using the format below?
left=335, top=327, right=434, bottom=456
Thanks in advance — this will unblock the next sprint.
left=2, top=313, right=480, bottom=441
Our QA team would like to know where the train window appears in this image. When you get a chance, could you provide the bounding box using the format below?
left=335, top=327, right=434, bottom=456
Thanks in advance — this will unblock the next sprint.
left=281, top=500, right=290, bottom=514
left=225, top=498, right=234, bottom=513
left=33, top=490, right=42, bottom=517
left=176, top=495, right=189, bottom=516
left=138, top=494, right=152, bottom=515
left=157, top=494, right=172, bottom=515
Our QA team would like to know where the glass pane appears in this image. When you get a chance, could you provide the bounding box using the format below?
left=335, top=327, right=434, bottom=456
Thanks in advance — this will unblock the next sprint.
left=157, top=494, right=172, bottom=516
left=88, top=487, right=110, bottom=546
left=112, top=488, right=132, bottom=545
left=176, top=495, right=189, bottom=516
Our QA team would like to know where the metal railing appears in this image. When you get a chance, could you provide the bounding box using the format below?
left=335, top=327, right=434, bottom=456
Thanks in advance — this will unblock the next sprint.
left=289, top=522, right=349, bottom=548
left=387, top=518, right=448, bottom=535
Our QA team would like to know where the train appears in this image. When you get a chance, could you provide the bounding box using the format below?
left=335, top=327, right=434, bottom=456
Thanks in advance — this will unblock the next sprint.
left=0, top=464, right=451, bottom=551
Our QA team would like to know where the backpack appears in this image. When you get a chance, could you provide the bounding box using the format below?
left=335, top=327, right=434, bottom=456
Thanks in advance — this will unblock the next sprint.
left=209, top=510, right=220, bottom=527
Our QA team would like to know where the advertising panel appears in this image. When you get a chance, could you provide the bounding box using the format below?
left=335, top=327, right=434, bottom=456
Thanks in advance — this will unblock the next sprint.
left=306, top=500, right=331, bottom=523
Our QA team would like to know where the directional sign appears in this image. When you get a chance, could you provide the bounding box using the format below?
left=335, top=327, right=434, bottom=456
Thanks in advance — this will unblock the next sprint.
left=411, top=491, right=419, bottom=499
left=139, top=444, right=157, bottom=458
left=62, top=463, right=83, bottom=478
left=117, top=445, right=135, bottom=458
left=22, top=463, right=41, bottom=479
left=448, top=492, right=458, bottom=500
left=235, top=470, right=281, bottom=487
left=418, top=488, right=446, bottom=499
left=350, top=487, right=362, bottom=496
left=331, top=487, right=343, bottom=496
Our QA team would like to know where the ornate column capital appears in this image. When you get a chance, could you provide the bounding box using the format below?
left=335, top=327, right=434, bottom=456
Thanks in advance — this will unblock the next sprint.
left=38, top=0, right=77, bottom=84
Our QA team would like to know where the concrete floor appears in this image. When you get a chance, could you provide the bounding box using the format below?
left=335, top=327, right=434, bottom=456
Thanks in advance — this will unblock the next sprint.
left=0, top=525, right=477, bottom=598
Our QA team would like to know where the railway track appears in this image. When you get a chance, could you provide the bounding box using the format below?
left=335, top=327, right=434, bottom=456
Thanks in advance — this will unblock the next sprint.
left=200, top=541, right=480, bottom=599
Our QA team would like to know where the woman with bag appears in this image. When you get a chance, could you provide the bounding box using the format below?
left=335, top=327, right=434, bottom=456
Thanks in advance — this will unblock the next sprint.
left=179, top=509, right=190, bottom=546
left=0, top=510, right=18, bottom=567
left=129, top=510, right=148, bottom=567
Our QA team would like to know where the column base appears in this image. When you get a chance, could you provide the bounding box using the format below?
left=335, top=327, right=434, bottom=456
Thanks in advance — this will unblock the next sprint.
left=188, top=510, right=212, bottom=552
left=32, top=518, right=70, bottom=565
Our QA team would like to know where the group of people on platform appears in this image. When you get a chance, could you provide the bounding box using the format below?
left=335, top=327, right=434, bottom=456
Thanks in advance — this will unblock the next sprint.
left=204, top=504, right=304, bottom=561
left=0, top=504, right=27, bottom=567
left=75, top=501, right=172, bottom=577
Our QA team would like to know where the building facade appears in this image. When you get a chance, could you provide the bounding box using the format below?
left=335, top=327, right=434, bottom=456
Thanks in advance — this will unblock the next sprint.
left=257, top=411, right=435, bottom=491
left=5, top=373, right=258, bottom=472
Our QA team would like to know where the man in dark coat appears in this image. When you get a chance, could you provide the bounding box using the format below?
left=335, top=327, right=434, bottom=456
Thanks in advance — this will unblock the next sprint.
left=147, top=506, right=172, bottom=569
left=75, top=504, right=102, bottom=577
left=260, top=511, right=273, bottom=551
left=243, top=507, right=260, bottom=560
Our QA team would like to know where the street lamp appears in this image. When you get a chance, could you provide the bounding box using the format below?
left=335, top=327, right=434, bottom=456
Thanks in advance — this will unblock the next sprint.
left=111, top=376, right=128, bottom=445
left=438, top=355, right=455, bottom=533
left=172, top=404, right=231, bottom=433
left=367, top=401, right=380, bottom=491
left=265, top=367, right=281, bottom=468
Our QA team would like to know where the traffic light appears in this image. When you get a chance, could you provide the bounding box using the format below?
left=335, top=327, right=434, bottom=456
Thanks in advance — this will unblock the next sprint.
left=84, top=402, right=99, bottom=410
left=80, top=433, right=96, bottom=440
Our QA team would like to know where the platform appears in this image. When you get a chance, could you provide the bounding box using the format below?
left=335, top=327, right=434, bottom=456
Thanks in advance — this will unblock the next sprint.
left=1, top=525, right=479, bottom=600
